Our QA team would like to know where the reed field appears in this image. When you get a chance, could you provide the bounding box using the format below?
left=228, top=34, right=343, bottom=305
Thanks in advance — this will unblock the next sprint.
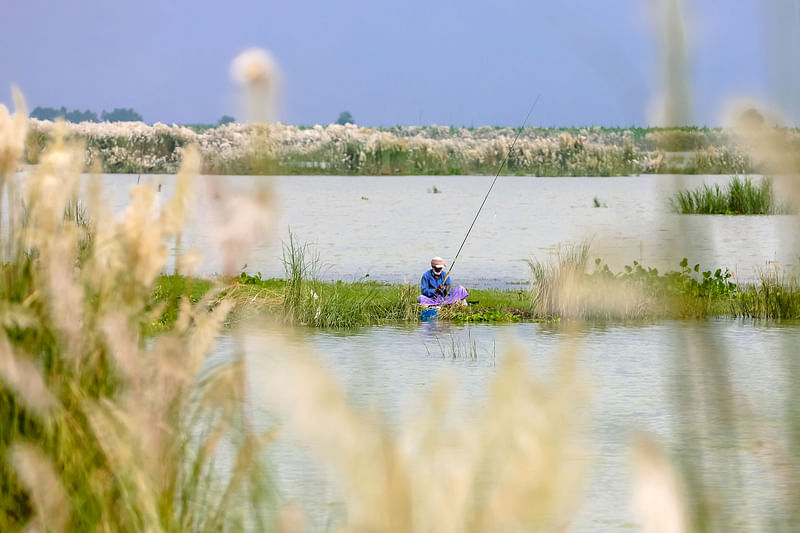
left=24, top=119, right=790, bottom=177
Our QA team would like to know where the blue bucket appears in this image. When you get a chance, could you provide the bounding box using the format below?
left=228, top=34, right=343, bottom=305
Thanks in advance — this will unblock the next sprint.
left=419, top=309, right=438, bottom=322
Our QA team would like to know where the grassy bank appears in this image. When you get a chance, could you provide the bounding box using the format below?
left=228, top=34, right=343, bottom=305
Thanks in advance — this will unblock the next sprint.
left=25, top=120, right=791, bottom=176
left=151, top=274, right=536, bottom=331
left=670, top=175, right=793, bottom=214
left=150, top=255, right=800, bottom=330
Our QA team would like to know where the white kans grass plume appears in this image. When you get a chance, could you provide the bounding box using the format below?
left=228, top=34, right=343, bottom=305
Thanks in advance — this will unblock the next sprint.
left=631, top=434, right=689, bottom=533
left=0, top=86, right=27, bottom=177
left=160, top=145, right=199, bottom=236
left=231, top=48, right=281, bottom=123
left=28, top=118, right=719, bottom=176
left=0, top=87, right=278, bottom=530
left=9, top=443, right=69, bottom=533
left=725, top=101, right=800, bottom=216
left=121, top=185, right=169, bottom=287
left=649, top=0, right=693, bottom=126
left=0, top=333, right=59, bottom=416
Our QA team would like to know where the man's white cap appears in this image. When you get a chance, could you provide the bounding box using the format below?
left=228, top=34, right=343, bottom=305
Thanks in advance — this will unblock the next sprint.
left=431, top=256, right=444, bottom=263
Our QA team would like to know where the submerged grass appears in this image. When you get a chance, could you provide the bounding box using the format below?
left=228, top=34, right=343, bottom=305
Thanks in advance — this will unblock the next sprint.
left=671, top=175, right=792, bottom=214
left=424, top=329, right=496, bottom=362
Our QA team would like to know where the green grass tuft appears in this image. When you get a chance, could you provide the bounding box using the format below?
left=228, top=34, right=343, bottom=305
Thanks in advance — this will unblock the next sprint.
left=670, top=176, right=792, bottom=215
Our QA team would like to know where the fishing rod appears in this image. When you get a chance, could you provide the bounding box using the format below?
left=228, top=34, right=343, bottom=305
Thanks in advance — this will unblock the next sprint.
left=442, top=94, right=541, bottom=288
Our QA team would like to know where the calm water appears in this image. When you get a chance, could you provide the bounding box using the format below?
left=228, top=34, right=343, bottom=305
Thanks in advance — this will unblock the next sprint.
left=82, top=173, right=797, bottom=529
left=98, top=173, right=798, bottom=287
left=212, top=320, right=797, bottom=532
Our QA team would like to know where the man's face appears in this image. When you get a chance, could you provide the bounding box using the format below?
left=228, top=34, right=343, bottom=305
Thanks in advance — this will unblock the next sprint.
left=431, top=260, right=445, bottom=275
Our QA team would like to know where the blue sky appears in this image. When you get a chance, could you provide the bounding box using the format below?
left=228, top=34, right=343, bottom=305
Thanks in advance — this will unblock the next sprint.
left=1, top=0, right=797, bottom=126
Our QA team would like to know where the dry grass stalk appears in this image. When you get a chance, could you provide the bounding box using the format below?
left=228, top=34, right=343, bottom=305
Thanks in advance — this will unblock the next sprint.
left=529, top=243, right=652, bottom=320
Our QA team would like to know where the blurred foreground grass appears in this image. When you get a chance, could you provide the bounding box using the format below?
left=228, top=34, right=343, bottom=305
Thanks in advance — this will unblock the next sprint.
left=0, top=94, right=276, bottom=531
left=0, top=90, right=611, bottom=533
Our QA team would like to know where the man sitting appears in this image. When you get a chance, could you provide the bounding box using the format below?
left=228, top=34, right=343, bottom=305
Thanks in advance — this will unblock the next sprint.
left=418, top=256, right=469, bottom=307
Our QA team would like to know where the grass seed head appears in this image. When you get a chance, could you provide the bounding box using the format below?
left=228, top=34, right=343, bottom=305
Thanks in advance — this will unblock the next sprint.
left=9, top=443, right=69, bottom=533
left=231, top=48, right=281, bottom=123
left=0, top=334, right=59, bottom=417
left=0, top=86, right=27, bottom=177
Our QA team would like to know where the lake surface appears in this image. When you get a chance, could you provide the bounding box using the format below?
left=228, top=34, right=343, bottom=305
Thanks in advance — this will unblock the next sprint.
left=214, top=319, right=797, bottom=532
left=97, top=173, right=799, bottom=287
left=87, top=173, right=798, bottom=530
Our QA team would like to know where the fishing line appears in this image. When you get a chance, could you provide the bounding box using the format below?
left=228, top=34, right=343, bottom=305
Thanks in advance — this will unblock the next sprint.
left=444, top=94, right=541, bottom=283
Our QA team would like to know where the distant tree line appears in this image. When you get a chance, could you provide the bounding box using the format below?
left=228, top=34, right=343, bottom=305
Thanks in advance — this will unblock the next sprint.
left=30, top=106, right=144, bottom=122
left=336, top=111, right=354, bottom=125
left=29, top=106, right=238, bottom=127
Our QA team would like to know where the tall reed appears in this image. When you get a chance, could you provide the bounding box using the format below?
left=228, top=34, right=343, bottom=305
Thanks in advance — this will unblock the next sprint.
left=0, top=95, right=277, bottom=531
left=527, top=243, right=657, bottom=320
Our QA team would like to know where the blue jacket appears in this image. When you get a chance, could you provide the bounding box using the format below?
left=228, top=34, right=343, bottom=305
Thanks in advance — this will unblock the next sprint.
left=420, top=269, right=451, bottom=297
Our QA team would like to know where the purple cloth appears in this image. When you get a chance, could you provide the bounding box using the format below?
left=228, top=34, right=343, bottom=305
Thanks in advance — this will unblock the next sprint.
left=417, top=285, right=469, bottom=306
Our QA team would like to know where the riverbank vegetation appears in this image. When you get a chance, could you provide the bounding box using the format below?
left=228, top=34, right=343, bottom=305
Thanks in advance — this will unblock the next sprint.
left=670, top=175, right=793, bottom=214
left=528, top=244, right=800, bottom=320
left=24, top=120, right=800, bottom=176
left=148, top=247, right=800, bottom=330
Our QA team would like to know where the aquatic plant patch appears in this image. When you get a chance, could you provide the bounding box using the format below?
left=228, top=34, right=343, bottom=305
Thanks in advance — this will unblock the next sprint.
left=670, top=176, right=793, bottom=215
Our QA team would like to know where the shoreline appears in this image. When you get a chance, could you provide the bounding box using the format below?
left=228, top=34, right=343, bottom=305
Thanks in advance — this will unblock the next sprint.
left=150, top=267, right=800, bottom=331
